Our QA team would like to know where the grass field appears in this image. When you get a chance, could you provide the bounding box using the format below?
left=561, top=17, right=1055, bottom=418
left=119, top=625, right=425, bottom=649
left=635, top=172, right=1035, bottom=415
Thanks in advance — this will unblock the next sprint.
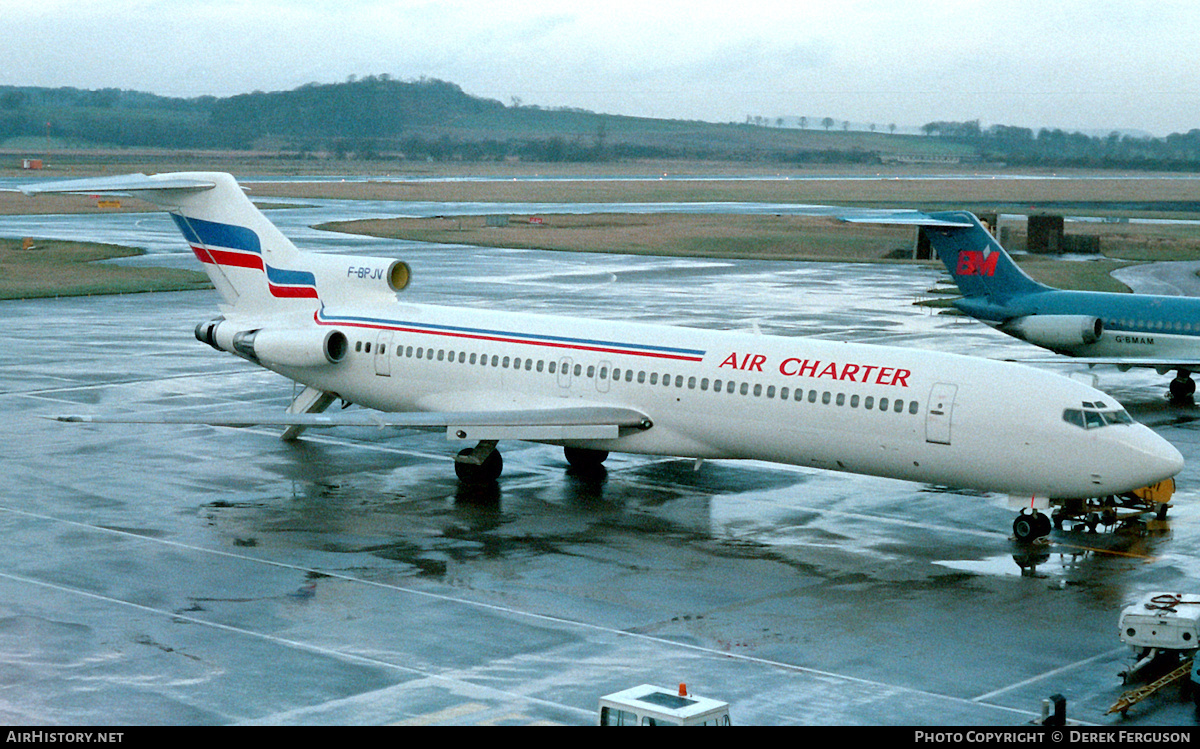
left=318, top=211, right=1200, bottom=294
left=238, top=171, right=1200, bottom=221
left=318, top=213, right=921, bottom=262
left=0, top=237, right=210, bottom=299
left=4, top=157, right=1200, bottom=298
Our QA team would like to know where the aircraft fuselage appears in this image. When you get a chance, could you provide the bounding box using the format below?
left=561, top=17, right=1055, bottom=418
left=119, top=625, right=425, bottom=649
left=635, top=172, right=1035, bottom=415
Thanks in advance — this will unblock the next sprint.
left=260, top=298, right=1177, bottom=500
left=23, top=174, right=1184, bottom=519
left=958, top=288, right=1200, bottom=362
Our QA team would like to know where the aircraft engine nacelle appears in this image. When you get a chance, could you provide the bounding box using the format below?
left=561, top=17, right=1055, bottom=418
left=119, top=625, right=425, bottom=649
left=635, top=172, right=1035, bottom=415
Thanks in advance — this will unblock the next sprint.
left=195, top=316, right=226, bottom=350
left=195, top=316, right=243, bottom=353
left=231, top=327, right=349, bottom=368
left=339, top=257, right=411, bottom=294
left=1003, top=315, right=1103, bottom=349
left=304, top=254, right=411, bottom=299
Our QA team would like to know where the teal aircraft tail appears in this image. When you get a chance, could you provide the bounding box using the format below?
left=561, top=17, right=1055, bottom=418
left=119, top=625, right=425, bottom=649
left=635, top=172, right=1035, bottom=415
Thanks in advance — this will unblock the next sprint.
left=920, top=211, right=1049, bottom=304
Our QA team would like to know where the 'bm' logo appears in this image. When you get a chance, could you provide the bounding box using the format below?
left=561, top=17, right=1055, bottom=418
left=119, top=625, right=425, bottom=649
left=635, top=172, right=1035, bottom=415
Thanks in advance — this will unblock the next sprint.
left=956, top=250, right=998, bottom=277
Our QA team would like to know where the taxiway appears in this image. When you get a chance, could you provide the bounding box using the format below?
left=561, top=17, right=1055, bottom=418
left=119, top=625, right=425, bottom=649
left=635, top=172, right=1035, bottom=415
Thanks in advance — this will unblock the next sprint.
left=2, top=201, right=1199, bottom=725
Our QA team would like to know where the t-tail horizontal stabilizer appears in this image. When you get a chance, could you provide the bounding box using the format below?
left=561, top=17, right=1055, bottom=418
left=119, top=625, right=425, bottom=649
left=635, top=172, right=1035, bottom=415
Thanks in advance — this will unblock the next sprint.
left=836, top=210, right=974, bottom=228
left=20, top=173, right=218, bottom=198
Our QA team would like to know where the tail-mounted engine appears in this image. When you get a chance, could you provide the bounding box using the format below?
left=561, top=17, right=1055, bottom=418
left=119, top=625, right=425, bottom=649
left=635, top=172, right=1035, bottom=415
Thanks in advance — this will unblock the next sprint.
left=301, top=254, right=411, bottom=303
left=194, top=317, right=226, bottom=350
left=336, top=257, right=410, bottom=294
left=195, top=316, right=348, bottom=367
left=1001, top=315, right=1103, bottom=349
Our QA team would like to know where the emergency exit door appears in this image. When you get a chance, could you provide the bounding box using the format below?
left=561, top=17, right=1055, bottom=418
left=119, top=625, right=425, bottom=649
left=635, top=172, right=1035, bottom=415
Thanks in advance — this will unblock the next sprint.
left=374, top=331, right=392, bottom=377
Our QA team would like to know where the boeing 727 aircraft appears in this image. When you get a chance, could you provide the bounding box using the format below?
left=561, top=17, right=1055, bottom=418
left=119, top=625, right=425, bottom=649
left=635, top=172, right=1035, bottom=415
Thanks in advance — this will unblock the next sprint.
left=906, top=211, right=1200, bottom=401
left=23, top=173, right=1184, bottom=542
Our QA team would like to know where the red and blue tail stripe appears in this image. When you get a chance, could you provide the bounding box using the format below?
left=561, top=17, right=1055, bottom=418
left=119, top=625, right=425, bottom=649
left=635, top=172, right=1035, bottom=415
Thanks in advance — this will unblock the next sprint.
left=264, top=264, right=319, bottom=299
left=172, top=214, right=317, bottom=299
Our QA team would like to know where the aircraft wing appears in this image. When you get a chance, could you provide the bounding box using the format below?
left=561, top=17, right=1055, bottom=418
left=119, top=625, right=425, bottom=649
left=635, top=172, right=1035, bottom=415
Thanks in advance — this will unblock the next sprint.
left=53, top=406, right=652, bottom=441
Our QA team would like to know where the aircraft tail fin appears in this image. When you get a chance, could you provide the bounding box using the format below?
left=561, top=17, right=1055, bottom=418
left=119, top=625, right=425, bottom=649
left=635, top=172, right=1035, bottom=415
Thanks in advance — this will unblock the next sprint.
left=919, top=211, right=1049, bottom=303
left=841, top=209, right=1048, bottom=304
left=23, top=172, right=315, bottom=312
left=24, top=172, right=410, bottom=315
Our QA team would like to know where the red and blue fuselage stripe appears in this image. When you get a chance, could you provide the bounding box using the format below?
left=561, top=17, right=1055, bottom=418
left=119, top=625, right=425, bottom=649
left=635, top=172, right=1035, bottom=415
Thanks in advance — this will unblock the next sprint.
left=169, top=214, right=703, bottom=360
left=172, top=214, right=318, bottom=299
left=315, top=308, right=706, bottom=362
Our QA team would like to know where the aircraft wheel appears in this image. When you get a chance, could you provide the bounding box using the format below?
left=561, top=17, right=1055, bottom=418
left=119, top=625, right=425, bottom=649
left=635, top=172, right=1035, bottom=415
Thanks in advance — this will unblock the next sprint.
left=1013, top=511, right=1041, bottom=543
left=455, top=447, right=503, bottom=483
left=564, top=447, right=609, bottom=470
left=1035, top=511, right=1052, bottom=537
left=1170, top=376, right=1196, bottom=401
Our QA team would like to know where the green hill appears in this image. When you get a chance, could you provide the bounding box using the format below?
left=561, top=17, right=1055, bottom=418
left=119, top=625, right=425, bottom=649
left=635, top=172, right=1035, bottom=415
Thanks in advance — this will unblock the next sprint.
left=3, top=76, right=1199, bottom=169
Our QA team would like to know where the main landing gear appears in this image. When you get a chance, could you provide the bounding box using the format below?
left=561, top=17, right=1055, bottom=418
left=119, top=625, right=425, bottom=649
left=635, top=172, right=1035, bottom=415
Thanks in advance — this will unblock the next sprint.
left=1169, top=370, right=1196, bottom=403
left=563, top=446, right=609, bottom=474
left=453, top=443, right=610, bottom=483
left=454, top=440, right=503, bottom=483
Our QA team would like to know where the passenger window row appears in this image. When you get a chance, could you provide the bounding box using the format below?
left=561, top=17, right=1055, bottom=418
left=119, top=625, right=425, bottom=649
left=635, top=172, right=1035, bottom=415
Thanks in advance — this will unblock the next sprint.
left=354, top=339, right=920, bottom=415
left=1113, top=318, right=1196, bottom=333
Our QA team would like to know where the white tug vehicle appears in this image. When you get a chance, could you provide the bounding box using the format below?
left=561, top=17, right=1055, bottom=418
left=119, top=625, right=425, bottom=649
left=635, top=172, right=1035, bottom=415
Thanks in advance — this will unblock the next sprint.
left=1109, top=592, right=1200, bottom=716
left=599, top=684, right=731, bottom=726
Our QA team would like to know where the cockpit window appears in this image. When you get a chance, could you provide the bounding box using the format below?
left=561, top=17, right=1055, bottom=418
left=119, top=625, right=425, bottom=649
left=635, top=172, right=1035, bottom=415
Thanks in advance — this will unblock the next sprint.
left=1102, top=409, right=1134, bottom=425
left=1063, top=403, right=1134, bottom=430
left=1063, top=409, right=1086, bottom=429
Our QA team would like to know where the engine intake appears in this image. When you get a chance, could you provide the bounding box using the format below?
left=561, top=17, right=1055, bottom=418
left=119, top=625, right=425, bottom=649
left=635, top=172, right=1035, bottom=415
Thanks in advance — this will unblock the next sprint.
left=386, top=260, right=411, bottom=292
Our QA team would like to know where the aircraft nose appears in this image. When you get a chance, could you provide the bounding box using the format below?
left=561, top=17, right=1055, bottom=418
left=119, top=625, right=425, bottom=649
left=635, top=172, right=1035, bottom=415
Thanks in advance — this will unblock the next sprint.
left=1157, top=440, right=1185, bottom=480
left=1123, top=427, right=1184, bottom=489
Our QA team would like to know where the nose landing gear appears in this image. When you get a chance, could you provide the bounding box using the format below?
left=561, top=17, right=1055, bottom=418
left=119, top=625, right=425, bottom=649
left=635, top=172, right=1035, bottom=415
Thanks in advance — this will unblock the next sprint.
left=1012, top=482, right=1174, bottom=544
left=1013, top=508, right=1052, bottom=543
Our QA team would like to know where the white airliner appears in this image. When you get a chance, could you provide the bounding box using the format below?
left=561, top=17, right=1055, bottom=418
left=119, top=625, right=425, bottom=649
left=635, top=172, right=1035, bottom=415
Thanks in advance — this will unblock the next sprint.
left=22, top=172, right=1184, bottom=542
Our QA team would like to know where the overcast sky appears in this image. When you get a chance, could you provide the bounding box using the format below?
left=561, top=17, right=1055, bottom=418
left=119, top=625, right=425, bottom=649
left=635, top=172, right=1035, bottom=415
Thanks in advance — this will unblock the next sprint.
left=6, top=1, right=1199, bottom=136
